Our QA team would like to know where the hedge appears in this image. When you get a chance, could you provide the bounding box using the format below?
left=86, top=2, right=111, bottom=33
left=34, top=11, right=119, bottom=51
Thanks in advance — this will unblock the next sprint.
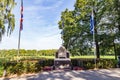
left=0, top=58, right=118, bottom=77
left=71, top=59, right=117, bottom=69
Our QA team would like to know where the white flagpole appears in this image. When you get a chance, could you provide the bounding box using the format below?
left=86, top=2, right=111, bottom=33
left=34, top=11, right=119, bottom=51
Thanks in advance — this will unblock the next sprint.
left=92, top=9, right=97, bottom=68
left=17, top=26, right=21, bottom=61
left=61, top=19, right=64, bottom=45
left=17, top=0, right=23, bottom=61
left=93, top=21, right=96, bottom=69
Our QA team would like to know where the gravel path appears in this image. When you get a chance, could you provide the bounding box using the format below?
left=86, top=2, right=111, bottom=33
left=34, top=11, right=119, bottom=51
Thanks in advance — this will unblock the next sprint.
left=0, top=68, right=120, bottom=80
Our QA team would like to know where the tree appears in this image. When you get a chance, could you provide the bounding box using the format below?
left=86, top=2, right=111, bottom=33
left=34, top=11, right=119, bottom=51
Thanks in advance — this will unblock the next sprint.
left=112, top=0, right=120, bottom=57
left=98, top=0, right=120, bottom=58
left=59, top=1, right=92, bottom=56
left=58, top=0, right=119, bottom=58
left=0, top=0, right=15, bottom=41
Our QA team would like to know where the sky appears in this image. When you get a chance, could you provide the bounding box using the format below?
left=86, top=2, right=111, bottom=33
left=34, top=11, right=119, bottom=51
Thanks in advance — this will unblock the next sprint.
left=0, top=0, right=76, bottom=50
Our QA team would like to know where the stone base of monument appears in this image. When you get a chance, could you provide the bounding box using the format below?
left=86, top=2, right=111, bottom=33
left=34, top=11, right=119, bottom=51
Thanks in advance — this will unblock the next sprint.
left=53, top=58, right=72, bottom=70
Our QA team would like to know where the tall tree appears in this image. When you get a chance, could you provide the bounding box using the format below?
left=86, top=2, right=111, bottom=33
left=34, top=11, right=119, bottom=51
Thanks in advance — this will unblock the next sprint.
left=113, top=0, right=120, bottom=56
left=0, top=0, right=15, bottom=41
left=58, top=0, right=120, bottom=58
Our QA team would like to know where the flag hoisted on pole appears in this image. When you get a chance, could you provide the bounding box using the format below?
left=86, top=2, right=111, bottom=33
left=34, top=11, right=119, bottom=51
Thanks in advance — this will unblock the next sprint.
left=20, top=0, right=23, bottom=31
left=17, top=0, right=23, bottom=61
left=90, top=10, right=94, bottom=34
left=90, top=9, right=97, bottom=68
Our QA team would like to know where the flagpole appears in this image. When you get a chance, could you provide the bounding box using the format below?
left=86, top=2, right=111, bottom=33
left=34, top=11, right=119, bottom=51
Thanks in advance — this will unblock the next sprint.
left=17, top=0, right=23, bottom=62
left=90, top=6, right=97, bottom=68
left=17, top=25, right=21, bottom=62
left=61, top=19, right=64, bottom=46
left=92, top=3, right=97, bottom=68
left=93, top=17, right=97, bottom=69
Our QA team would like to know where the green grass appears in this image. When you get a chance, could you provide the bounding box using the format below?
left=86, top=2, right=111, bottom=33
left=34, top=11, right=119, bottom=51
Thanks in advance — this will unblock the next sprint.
left=35, top=55, right=115, bottom=59
left=0, top=55, right=115, bottom=61
left=71, top=55, right=115, bottom=59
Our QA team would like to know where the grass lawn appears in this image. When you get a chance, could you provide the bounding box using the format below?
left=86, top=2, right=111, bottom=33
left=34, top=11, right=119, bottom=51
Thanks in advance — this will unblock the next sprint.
left=71, top=55, right=115, bottom=59
left=38, top=55, right=115, bottom=59
left=0, top=55, right=115, bottom=61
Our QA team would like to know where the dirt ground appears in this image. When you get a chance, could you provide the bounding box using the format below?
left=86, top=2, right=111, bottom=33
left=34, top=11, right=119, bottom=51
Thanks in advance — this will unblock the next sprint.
left=0, top=68, right=120, bottom=80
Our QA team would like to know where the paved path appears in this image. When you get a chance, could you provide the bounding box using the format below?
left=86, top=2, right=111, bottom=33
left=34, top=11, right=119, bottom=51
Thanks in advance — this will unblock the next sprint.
left=0, top=68, right=120, bottom=80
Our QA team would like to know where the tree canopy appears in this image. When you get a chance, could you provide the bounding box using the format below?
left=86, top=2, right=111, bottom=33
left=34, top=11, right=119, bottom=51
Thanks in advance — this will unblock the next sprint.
left=0, top=0, right=15, bottom=41
left=58, top=0, right=120, bottom=58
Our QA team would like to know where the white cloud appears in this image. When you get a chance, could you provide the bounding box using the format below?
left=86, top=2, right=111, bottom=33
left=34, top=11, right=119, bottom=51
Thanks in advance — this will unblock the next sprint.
left=34, top=0, right=43, bottom=4
left=0, top=36, right=18, bottom=49
left=20, top=34, right=62, bottom=50
left=40, top=0, right=63, bottom=10
left=25, top=0, right=63, bottom=11
left=0, top=33, right=62, bottom=50
left=25, top=6, right=39, bottom=12
left=0, top=0, right=75, bottom=50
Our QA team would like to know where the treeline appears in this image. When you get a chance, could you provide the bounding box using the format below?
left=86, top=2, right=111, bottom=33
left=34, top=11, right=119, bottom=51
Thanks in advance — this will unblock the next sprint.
left=0, top=49, right=57, bottom=56
left=58, top=0, right=120, bottom=58
left=0, top=49, right=57, bottom=61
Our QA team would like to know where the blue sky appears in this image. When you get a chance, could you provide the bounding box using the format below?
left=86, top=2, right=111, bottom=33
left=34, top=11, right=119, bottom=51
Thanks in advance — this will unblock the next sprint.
left=0, top=0, right=76, bottom=50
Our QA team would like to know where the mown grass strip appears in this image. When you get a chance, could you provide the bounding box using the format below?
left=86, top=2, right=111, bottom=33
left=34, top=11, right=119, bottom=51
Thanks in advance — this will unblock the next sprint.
left=0, top=55, right=115, bottom=61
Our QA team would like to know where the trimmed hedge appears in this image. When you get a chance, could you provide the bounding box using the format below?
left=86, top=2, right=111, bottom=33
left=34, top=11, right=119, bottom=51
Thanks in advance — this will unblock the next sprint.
left=71, top=59, right=117, bottom=69
left=0, top=58, right=118, bottom=77
left=3, top=61, right=42, bottom=76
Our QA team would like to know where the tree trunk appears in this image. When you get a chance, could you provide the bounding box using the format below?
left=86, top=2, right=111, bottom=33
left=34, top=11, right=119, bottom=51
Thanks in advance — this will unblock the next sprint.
left=95, top=28, right=100, bottom=59
left=113, top=41, right=117, bottom=60
left=94, top=9, right=100, bottom=59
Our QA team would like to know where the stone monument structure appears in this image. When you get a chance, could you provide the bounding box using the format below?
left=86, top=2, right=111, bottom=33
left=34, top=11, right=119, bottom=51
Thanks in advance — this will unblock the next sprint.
left=53, top=46, right=72, bottom=70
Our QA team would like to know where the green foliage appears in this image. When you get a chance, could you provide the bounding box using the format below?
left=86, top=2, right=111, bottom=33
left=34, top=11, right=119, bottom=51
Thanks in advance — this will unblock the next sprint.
left=0, top=0, right=16, bottom=41
left=58, top=0, right=120, bottom=57
left=0, top=49, right=57, bottom=61
left=97, top=59, right=117, bottom=68
left=0, top=65, right=3, bottom=76
left=0, top=58, right=118, bottom=77
left=3, top=61, right=42, bottom=76
left=1, top=59, right=53, bottom=76
left=71, top=59, right=117, bottom=69
left=6, top=62, right=23, bottom=75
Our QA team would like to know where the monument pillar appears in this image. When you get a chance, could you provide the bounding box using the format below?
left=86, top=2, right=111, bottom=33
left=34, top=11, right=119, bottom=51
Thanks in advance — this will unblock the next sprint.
left=53, top=46, right=72, bottom=70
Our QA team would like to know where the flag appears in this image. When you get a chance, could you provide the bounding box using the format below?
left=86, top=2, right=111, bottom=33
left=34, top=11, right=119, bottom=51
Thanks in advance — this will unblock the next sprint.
left=20, top=0, right=23, bottom=31
left=90, top=10, right=94, bottom=34
left=62, top=20, right=64, bottom=28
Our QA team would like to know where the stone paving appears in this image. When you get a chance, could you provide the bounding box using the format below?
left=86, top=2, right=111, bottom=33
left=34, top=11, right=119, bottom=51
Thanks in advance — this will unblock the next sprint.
left=0, top=68, right=120, bottom=80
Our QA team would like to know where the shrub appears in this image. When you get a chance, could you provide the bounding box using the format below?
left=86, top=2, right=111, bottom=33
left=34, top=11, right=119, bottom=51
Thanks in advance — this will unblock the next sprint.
left=2, top=60, right=43, bottom=76
left=97, top=59, right=117, bottom=68
left=0, top=66, right=3, bottom=77
left=1, top=58, right=117, bottom=77
left=71, top=59, right=117, bottom=69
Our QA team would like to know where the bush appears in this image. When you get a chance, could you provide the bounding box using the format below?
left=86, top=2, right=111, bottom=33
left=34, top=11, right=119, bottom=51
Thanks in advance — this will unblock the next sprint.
left=97, top=59, right=117, bottom=68
left=71, top=59, right=117, bottom=69
left=3, top=60, right=42, bottom=76
left=37, top=58, right=117, bottom=69
left=1, top=58, right=117, bottom=77
left=0, top=66, right=3, bottom=77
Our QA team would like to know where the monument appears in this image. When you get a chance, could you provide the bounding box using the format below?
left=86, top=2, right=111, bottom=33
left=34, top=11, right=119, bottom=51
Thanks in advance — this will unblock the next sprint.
left=53, top=46, right=72, bottom=70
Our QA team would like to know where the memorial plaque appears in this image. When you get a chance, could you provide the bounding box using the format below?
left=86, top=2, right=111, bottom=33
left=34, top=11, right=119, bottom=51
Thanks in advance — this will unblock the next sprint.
left=56, top=46, right=67, bottom=58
